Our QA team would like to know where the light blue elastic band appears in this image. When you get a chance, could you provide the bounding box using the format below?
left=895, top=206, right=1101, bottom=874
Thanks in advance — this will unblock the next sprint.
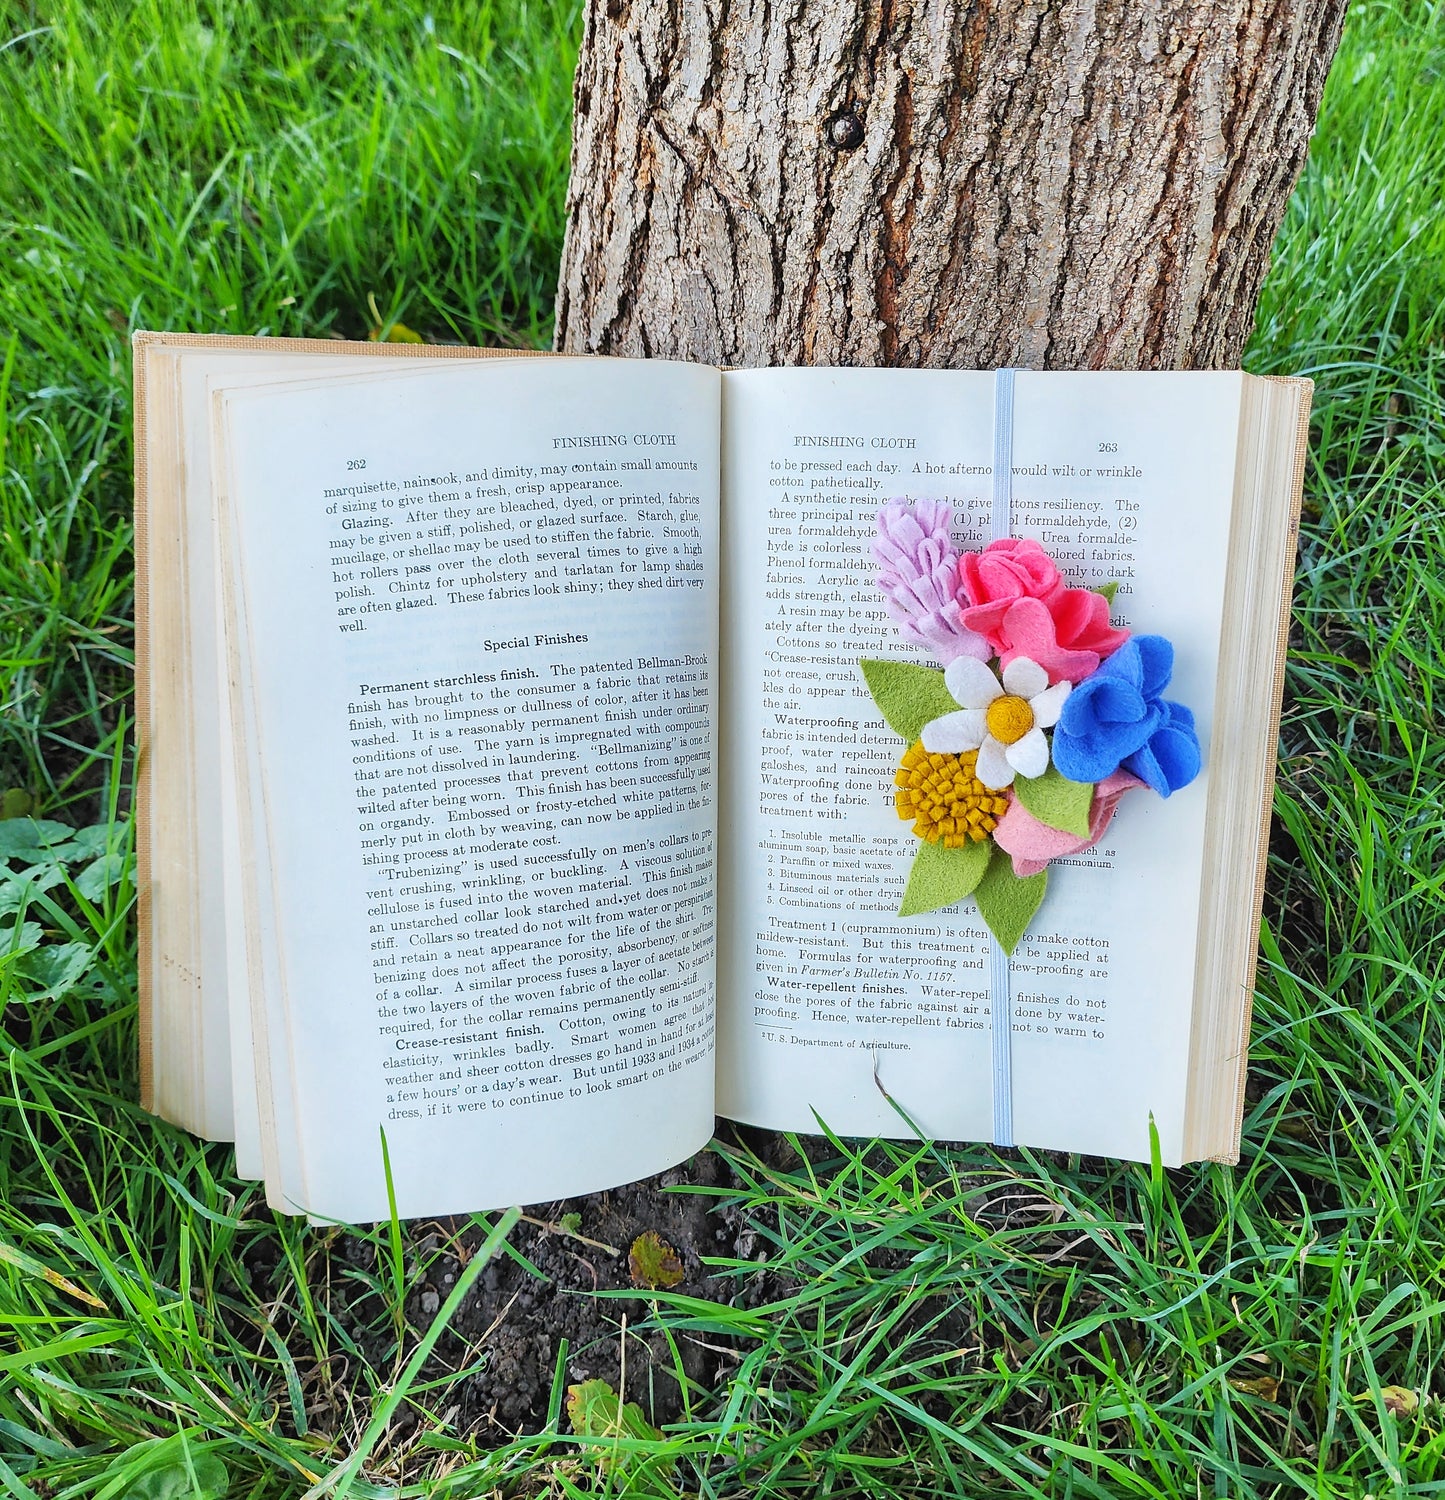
left=989, top=368, right=1017, bottom=1149
left=991, top=367, right=1016, bottom=542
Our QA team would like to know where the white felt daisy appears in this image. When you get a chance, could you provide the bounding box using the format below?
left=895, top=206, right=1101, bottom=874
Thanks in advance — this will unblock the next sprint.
left=920, top=656, right=1072, bottom=789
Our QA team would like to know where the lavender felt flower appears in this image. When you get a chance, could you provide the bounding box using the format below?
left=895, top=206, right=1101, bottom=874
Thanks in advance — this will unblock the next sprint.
left=873, top=501, right=989, bottom=665
left=1050, top=635, right=1202, bottom=796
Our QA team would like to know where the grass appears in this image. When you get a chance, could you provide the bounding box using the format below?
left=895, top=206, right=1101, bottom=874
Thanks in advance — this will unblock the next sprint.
left=0, top=0, right=1442, bottom=1495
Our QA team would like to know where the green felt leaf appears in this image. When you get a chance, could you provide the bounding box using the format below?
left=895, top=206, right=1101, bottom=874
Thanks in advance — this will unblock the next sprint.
left=1094, top=580, right=1120, bottom=604
left=1014, top=763, right=1094, bottom=837
left=859, top=659, right=959, bottom=743
left=899, top=838, right=991, bottom=917
left=973, top=847, right=1048, bottom=955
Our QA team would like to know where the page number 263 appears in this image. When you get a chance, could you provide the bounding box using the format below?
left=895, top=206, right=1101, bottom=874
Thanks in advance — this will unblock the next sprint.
left=1097, top=442, right=1118, bottom=453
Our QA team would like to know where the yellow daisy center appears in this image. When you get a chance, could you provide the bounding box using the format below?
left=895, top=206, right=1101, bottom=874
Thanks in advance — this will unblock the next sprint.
left=985, top=693, right=1034, bottom=745
left=894, top=743, right=1011, bottom=849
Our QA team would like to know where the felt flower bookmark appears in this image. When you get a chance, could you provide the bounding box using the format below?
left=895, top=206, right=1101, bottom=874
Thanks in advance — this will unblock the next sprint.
left=860, top=506, right=1203, bottom=954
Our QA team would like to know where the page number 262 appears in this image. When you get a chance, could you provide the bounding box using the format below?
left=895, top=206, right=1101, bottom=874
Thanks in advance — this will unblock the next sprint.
left=346, top=458, right=367, bottom=471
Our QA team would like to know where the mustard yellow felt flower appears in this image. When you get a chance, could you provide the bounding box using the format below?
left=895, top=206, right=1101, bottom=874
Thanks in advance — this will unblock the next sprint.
left=894, top=744, right=1010, bottom=847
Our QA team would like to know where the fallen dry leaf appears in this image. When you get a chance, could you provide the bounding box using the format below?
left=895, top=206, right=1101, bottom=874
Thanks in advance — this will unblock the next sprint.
left=1228, top=1374, right=1280, bottom=1401
left=628, top=1230, right=684, bottom=1289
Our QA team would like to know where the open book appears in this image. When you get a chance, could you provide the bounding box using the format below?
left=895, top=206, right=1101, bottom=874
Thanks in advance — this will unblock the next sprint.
left=134, top=333, right=1310, bottom=1220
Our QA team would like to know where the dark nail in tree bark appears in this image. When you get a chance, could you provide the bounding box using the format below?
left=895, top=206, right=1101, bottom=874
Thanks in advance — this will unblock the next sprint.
left=556, top=0, right=1346, bottom=371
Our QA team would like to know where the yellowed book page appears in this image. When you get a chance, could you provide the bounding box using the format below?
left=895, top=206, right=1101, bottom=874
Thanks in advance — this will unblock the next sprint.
left=218, top=356, right=721, bottom=1220
left=717, top=368, right=1244, bottom=1166
left=135, top=331, right=532, bottom=1151
left=199, top=355, right=455, bottom=1165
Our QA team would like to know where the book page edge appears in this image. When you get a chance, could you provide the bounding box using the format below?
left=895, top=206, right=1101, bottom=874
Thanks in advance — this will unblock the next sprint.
left=1221, top=374, right=1314, bottom=1160
left=129, top=332, right=548, bottom=1117
left=133, top=337, right=156, bottom=1112
left=1187, top=373, right=1313, bottom=1165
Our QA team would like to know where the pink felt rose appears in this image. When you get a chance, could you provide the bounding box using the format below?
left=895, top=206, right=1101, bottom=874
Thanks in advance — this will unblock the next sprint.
left=992, top=769, right=1145, bottom=878
left=958, top=538, right=1067, bottom=642
left=992, top=589, right=1132, bottom=685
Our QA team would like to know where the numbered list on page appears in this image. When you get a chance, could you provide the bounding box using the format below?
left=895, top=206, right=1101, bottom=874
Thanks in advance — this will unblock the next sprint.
left=718, top=369, right=1241, bottom=1161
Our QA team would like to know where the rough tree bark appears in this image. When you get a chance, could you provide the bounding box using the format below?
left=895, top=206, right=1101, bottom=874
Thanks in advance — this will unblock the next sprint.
left=555, top=0, right=1346, bottom=370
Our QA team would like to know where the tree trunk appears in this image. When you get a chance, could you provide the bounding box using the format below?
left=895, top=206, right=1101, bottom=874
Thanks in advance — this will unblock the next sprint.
left=555, top=0, right=1345, bottom=370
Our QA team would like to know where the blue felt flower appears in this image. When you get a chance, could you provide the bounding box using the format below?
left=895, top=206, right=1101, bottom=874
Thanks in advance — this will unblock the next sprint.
left=1051, top=635, right=1202, bottom=796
